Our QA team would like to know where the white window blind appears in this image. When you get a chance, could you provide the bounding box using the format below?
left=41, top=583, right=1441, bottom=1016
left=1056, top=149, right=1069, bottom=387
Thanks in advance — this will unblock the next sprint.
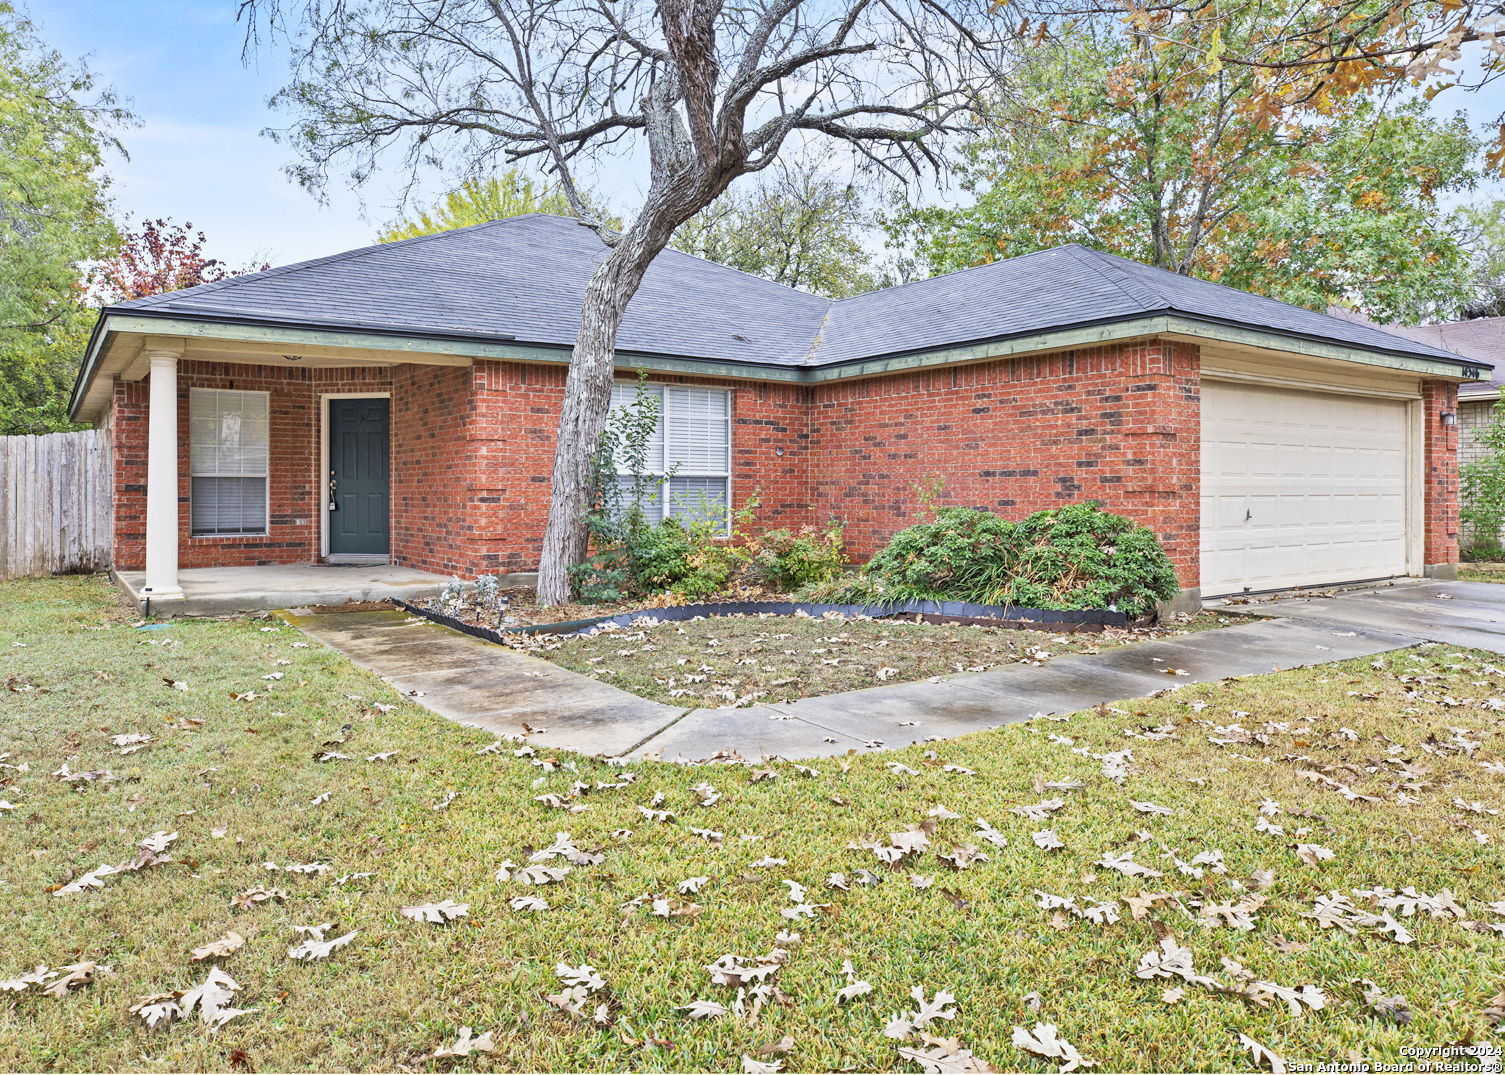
left=610, top=382, right=730, bottom=529
left=190, top=389, right=269, bottom=536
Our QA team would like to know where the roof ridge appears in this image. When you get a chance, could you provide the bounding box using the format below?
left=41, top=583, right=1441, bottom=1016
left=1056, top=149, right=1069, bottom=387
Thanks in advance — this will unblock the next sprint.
left=1064, top=245, right=1169, bottom=313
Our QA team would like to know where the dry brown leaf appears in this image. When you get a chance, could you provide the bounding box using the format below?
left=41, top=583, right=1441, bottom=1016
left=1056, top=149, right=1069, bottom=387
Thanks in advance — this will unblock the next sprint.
left=429, top=1026, right=496, bottom=1059
left=1238, top=1033, right=1286, bottom=1073
left=190, top=932, right=245, bottom=962
left=1010, top=1023, right=1091, bottom=1073
left=39, top=961, right=112, bottom=998
left=399, top=899, right=468, bottom=924
left=179, top=966, right=256, bottom=1030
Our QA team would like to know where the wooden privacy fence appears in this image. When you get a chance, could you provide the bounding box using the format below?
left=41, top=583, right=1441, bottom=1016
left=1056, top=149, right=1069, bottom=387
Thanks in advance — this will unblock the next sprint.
left=0, top=429, right=112, bottom=580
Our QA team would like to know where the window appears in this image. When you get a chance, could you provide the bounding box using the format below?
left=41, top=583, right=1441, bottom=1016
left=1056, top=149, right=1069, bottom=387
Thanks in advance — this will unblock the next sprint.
left=610, top=382, right=730, bottom=530
left=189, top=389, right=269, bottom=536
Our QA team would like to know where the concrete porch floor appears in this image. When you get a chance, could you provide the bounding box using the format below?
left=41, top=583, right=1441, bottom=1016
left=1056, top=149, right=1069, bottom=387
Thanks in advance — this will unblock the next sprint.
left=114, top=563, right=448, bottom=617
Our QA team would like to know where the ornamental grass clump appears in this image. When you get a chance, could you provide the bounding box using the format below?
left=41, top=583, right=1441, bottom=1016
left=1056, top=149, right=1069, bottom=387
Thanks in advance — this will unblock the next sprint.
left=805, top=502, right=1179, bottom=616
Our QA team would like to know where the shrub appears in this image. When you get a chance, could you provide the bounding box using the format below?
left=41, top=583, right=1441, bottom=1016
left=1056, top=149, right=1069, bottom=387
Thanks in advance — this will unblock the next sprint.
left=806, top=502, right=1179, bottom=616
left=1001, top=502, right=1180, bottom=614
left=749, top=522, right=846, bottom=591
left=851, top=506, right=1019, bottom=600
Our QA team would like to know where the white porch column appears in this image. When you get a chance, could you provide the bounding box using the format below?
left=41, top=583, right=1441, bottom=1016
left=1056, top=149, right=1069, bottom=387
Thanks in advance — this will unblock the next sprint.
left=143, top=350, right=183, bottom=599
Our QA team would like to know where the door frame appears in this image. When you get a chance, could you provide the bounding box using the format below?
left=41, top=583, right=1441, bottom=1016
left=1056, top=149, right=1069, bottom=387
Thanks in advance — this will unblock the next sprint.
left=319, top=391, right=392, bottom=559
left=1197, top=374, right=1423, bottom=597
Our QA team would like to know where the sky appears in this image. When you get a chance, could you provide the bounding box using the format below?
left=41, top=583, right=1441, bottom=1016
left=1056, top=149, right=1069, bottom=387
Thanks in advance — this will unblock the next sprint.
left=31, top=1, right=1505, bottom=273
left=36, top=0, right=404, bottom=268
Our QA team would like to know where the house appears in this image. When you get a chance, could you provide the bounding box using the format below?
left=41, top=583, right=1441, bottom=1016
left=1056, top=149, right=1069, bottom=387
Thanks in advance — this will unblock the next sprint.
left=1349, top=315, right=1505, bottom=465
left=1326, top=310, right=1505, bottom=551
left=68, top=214, right=1485, bottom=613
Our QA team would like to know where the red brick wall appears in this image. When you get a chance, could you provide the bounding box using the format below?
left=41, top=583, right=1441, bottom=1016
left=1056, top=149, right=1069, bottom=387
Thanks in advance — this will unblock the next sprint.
left=390, top=362, right=817, bottom=576
left=390, top=364, right=479, bottom=576
left=109, top=344, right=1464, bottom=588
left=808, top=339, right=1203, bottom=588
left=1422, top=379, right=1460, bottom=566
left=112, top=362, right=392, bottom=570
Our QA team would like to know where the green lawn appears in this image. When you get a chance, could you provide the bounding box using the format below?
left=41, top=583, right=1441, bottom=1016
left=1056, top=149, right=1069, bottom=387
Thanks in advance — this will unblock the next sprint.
left=2, top=576, right=1503, bottom=1073
left=1459, top=563, right=1505, bottom=584
left=508, top=611, right=1236, bottom=708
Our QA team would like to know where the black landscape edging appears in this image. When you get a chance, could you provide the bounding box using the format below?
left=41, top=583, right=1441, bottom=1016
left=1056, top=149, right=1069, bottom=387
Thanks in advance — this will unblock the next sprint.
left=392, top=596, right=1135, bottom=643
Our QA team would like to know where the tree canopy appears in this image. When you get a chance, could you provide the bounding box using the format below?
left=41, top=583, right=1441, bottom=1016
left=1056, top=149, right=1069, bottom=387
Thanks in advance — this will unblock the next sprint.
left=671, top=159, right=879, bottom=297
left=95, top=218, right=268, bottom=303
left=895, top=14, right=1479, bottom=320
left=248, top=0, right=1009, bottom=603
left=0, top=2, right=125, bottom=434
left=377, top=173, right=617, bottom=243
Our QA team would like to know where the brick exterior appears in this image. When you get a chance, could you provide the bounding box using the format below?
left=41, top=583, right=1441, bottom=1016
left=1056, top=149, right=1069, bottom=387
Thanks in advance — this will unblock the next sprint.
left=111, top=361, right=392, bottom=570
left=387, top=362, right=817, bottom=576
left=108, top=339, right=1462, bottom=588
left=1422, top=379, right=1460, bottom=566
left=808, top=340, right=1202, bottom=587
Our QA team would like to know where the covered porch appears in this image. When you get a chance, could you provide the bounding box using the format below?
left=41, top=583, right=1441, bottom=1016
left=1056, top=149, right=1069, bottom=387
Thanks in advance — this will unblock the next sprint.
left=76, top=316, right=505, bottom=615
left=114, top=562, right=447, bottom=617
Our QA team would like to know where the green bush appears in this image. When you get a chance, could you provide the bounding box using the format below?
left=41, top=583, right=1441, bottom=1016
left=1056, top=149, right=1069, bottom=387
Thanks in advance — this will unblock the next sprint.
left=749, top=522, right=846, bottom=591
left=804, top=502, right=1179, bottom=616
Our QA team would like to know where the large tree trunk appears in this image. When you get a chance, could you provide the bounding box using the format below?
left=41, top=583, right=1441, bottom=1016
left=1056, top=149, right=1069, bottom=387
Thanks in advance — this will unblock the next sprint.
left=534, top=215, right=682, bottom=605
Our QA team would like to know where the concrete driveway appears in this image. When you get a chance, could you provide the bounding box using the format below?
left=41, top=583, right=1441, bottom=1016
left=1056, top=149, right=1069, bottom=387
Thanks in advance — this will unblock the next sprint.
left=1224, top=578, right=1505, bottom=654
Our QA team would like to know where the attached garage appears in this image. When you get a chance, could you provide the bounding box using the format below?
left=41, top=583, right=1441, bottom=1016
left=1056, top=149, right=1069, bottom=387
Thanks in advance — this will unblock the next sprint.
left=1200, top=378, right=1414, bottom=597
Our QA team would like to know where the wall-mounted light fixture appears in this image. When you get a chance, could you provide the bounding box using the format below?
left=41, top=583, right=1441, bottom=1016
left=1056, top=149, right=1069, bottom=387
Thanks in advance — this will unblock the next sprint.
left=1441, top=410, right=1457, bottom=427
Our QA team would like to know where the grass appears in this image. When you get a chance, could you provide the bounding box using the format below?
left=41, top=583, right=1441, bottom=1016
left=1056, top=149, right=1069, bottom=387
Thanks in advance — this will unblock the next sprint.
left=1459, top=563, right=1505, bottom=584
left=2, top=575, right=1504, bottom=1074
left=503, top=612, right=1236, bottom=707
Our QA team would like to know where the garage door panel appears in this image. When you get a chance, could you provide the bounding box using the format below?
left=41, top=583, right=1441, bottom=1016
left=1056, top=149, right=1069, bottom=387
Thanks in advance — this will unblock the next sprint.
left=1200, top=381, right=1408, bottom=596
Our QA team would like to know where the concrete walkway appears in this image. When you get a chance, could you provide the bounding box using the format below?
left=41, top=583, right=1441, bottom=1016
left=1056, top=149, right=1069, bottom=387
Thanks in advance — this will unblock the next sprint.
left=1225, top=577, right=1505, bottom=655
left=283, top=603, right=1426, bottom=762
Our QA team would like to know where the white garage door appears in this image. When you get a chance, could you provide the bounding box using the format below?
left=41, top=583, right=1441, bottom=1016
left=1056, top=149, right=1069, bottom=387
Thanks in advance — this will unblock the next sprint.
left=1200, top=380, right=1409, bottom=597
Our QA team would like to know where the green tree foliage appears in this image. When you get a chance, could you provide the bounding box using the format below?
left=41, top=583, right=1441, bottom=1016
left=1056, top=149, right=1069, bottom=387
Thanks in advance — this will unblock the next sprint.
left=1456, top=198, right=1505, bottom=319
left=894, top=15, right=1478, bottom=321
left=671, top=160, right=879, bottom=298
left=376, top=172, right=617, bottom=242
left=0, top=3, right=125, bottom=434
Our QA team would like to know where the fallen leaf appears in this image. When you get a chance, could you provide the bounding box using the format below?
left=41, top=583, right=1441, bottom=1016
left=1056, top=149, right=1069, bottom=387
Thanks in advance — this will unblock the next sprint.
left=429, top=1026, right=496, bottom=1059
left=1011, top=1023, right=1091, bottom=1073
left=190, top=932, right=246, bottom=962
left=1238, top=1033, right=1286, bottom=1073
left=399, top=899, right=468, bottom=924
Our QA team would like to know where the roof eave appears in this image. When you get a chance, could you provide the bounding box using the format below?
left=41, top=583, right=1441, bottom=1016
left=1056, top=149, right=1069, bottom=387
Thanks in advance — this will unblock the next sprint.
left=70, top=304, right=1484, bottom=423
left=801, top=313, right=1488, bottom=383
left=67, top=312, right=115, bottom=422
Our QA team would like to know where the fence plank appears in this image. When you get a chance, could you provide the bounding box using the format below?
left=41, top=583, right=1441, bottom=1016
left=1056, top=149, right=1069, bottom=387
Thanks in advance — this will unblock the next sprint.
left=0, top=429, right=112, bottom=579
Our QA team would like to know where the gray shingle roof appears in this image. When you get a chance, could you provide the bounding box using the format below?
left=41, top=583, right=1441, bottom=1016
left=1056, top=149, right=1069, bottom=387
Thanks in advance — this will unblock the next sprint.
left=1357, top=315, right=1505, bottom=396
left=110, top=213, right=1482, bottom=373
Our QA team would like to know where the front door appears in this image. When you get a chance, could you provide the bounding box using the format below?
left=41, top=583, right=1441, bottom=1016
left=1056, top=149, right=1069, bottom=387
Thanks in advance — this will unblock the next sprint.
left=327, top=397, right=390, bottom=555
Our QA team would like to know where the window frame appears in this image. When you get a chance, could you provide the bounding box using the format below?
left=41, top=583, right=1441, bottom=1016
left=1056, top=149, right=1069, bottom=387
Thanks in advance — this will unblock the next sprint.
left=611, top=381, right=733, bottom=533
left=188, top=387, right=271, bottom=538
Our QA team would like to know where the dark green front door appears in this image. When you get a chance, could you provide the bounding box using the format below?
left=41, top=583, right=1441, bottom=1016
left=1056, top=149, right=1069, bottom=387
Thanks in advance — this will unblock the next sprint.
left=328, top=398, right=390, bottom=555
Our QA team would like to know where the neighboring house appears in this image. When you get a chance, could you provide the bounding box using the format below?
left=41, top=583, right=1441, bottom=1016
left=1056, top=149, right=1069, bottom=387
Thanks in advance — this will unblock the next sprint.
left=1352, top=316, right=1505, bottom=465
left=1330, top=310, right=1505, bottom=550
left=69, top=214, right=1484, bottom=611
